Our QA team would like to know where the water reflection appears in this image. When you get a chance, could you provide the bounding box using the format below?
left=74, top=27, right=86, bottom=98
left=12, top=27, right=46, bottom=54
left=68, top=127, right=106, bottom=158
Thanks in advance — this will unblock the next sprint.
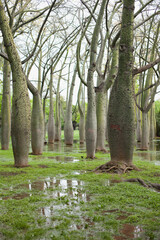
left=43, top=141, right=86, bottom=154
left=135, top=140, right=160, bottom=162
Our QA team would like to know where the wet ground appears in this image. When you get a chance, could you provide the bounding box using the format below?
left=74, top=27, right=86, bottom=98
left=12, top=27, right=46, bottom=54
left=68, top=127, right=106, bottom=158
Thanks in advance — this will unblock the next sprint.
left=0, top=176, right=148, bottom=239
left=1, top=139, right=160, bottom=239
left=41, top=139, right=160, bottom=164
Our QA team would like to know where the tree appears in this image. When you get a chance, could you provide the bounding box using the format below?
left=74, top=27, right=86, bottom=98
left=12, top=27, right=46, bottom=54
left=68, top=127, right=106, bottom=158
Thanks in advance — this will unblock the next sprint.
left=64, top=64, right=77, bottom=145
left=96, top=0, right=136, bottom=173
left=0, top=0, right=31, bottom=167
left=48, top=66, right=55, bottom=144
left=1, top=59, right=11, bottom=150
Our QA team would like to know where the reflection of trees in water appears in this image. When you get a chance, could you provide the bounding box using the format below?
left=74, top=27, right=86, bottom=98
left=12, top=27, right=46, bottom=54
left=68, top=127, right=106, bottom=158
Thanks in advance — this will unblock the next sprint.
left=135, top=140, right=160, bottom=161
left=37, top=177, right=89, bottom=222
left=44, top=141, right=86, bottom=154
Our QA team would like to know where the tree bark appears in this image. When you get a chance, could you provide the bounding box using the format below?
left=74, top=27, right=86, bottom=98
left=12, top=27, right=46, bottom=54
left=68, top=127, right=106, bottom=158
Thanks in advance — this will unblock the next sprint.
left=78, top=82, right=85, bottom=144
left=150, top=104, right=155, bottom=140
left=1, top=59, right=11, bottom=150
left=0, top=0, right=31, bottom=167
left=96, top=89, right=107, bottom=151
left=48, top=67, right=55, bottom=144
left=86, top=0, right=107, bottom=158
left=107, top=0, right=135, bottom=166
left=141, top=111, right=149, bottom=150
left=31, top=94, right=44, bottom=154
left=136, top=95, right=142, bottom=142
left=64, top=66, right=77, bottom=145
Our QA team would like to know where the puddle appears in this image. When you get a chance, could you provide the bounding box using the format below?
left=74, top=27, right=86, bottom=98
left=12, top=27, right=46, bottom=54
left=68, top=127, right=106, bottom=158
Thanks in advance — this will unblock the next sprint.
left=37, top=177, right=91, bottom=225
left=103, top=179, right=123, bottom=186
left=34, top=155, right=80, bottom=163
left=48, top=156, right=79, bottom=163
left=114, top=224, right=144, bottom=240
left=135, top=140, right=160, bottom=162
left=43, top=141, right=86, bottom=154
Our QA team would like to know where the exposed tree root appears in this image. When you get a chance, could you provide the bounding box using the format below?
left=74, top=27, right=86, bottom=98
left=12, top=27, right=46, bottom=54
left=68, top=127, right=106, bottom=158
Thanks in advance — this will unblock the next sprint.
left=124, top=178, right=160, bottom=191
left=94, top=161, right=140, bottom=174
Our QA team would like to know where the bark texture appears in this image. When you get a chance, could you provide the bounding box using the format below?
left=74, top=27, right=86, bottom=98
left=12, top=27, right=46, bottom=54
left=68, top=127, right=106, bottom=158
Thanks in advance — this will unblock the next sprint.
left=107, top=0, right=135, bottom=166
left=1, top=59, right=11, bottom=150
left=141, top=112, right=149, bottom=150
left=48, top=67, right=55, bottom=144
left=96, top=90, right=107, bottom=151
left=78, top=82, right=85, bottom=144
left=64, top=66, right=77, bottom=145
left=86, top=0, right=107, bottom=158
left=31, top=94, right=44, bottom=154
left=0, top=1, right=31, bottom=167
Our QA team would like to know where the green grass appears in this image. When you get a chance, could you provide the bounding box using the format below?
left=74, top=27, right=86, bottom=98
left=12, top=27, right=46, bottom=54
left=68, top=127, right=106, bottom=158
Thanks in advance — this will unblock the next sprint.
left=0, top=135, right=160, bottom=239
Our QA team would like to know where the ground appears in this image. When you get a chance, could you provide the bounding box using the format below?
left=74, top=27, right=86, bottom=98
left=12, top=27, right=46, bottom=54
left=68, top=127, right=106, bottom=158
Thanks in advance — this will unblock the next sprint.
left=0, top=132, right=160, bottom=240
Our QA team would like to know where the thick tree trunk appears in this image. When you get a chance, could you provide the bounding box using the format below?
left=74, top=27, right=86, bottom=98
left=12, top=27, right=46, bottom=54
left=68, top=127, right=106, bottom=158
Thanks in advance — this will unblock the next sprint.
left=141, top=111, right=149, bottom=150
left=0, top=1, right=31, bottom=167
left=107, top=0, right=135, bottom=166
left=1, top=59, right=11, bottom=150
left=31, top=94, right=44, bottom=154
left=64, top=66, right=77, bottom=145
left=48, top=67, right=55, bottom=144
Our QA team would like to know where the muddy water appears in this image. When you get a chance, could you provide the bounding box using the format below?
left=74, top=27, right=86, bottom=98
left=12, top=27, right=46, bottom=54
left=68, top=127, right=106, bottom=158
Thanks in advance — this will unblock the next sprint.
left=114, top=224, right=145, bottom=240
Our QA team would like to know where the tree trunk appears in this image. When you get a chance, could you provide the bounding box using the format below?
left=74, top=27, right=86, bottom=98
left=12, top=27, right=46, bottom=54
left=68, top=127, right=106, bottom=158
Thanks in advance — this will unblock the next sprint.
left=78, top=82, right=85, bottom=144
left=96, top=90, right=107, bottom=151
left=150, top=104, right=155, bottom=140
left=86, top=0, right=107, bottom=158
left=141, top=111, right=149, bottom=150
left=0, top=1, right=31, bottom=167
left=31, top=94, right=44, bottom=154
left=48, top=67, right=55, bottom=144
left=136, top=95, right=142, bottom=142
left=1, top=59, right=11, bottom=150
left=105, top=94, right=109, bottom=141
left=43, top=97, right=47, bottom=144
left=64, top=66, right=77, bottom=145
left=55, top=92, right=61, bottom=141
left=107, top=0, right=135, bottom=166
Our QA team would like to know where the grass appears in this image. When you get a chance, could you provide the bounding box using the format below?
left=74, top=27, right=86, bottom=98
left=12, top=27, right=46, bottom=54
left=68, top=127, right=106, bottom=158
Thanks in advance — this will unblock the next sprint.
left=0, top=131, right=160, bottom=239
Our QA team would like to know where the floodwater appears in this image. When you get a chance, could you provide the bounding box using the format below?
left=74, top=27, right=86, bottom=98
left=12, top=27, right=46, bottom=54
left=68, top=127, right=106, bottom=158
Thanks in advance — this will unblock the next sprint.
left=1, top=139, right=160, bottom=239
left=135, top=140, right=160, bottom=162
left=43, top=139, right=160, bottom=164
left=43, top=140, right=86, bottom=154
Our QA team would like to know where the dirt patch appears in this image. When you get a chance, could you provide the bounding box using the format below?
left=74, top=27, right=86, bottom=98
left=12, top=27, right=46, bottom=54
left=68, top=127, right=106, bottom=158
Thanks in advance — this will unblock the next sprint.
left=3, top=192, right=30, bottom=200
left=153, top=173, right=160, bottom=177
left=0, top=171, right=26, bottom=176
left=38, top=164, right=49, bottom=168
left=114, top=224, right=143, bottom=239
